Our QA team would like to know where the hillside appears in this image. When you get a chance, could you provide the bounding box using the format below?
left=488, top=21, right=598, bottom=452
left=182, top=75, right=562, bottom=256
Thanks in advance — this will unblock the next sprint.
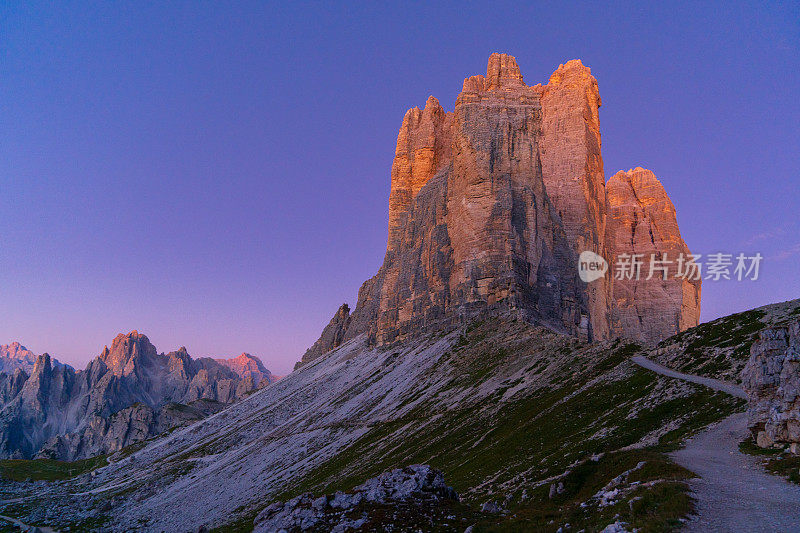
left=652, top=299, right=800, bottom=383
left=0, top=311, right=752, bottom=532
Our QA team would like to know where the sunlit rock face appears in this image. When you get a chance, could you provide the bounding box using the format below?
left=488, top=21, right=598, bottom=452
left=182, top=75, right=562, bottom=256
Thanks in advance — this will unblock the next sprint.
left=215, top=352, right=274, bottom=386
left=387, top=96, right=454, bottom=253
left=606, top=168, right=701, bottom=344
left=300, top=53, right=700, bottom=366
left=540, top=59, right=611, bottom=341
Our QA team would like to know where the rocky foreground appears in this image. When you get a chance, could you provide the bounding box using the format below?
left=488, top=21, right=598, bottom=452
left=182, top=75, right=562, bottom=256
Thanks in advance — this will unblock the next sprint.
left=253, top=464, right=460, bottom=532
left=743, top=319, right=800, bottom=452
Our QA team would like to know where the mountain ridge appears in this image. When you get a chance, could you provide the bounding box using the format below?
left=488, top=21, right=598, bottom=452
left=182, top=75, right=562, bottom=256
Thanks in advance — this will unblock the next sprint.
left=0, top=342, right=67, bottom=374
left=0, top=331, right=275, bottom=460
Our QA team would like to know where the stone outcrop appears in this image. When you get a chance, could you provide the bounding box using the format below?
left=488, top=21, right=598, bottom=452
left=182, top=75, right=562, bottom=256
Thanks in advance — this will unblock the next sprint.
left=540, top=59, right=611, bottom=340
left=253, top=465, right=458, bottom=532
left=298, top=304, right=352, bottom=367
left=37, top=399, right=226, bottom=460
left=0, top=332, right=273, bottom=460
left=387, top=96, right=453, bottom=253
left=742, top=321, right=800, bottom=453
left=300, top=54, right=700, bottom=366
left=606, top=168, right=701, bottom=344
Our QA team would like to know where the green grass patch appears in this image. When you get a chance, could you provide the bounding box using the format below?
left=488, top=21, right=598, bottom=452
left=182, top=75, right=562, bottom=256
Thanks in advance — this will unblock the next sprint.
left=738, top=436, right=781, bottom=456
left=0, top=455, right=108, bottom=482
left=764, top=455, right=800, bottom=485
left=739, top=437, right=800, bottom=485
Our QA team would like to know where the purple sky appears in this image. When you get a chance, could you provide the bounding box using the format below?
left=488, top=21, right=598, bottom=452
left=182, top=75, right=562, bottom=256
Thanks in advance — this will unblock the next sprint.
left=2, top=2, right=798, bottom=374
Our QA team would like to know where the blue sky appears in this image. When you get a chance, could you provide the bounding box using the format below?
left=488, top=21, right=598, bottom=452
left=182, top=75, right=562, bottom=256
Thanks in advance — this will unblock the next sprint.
left=2, top=1, right=798, bottom=373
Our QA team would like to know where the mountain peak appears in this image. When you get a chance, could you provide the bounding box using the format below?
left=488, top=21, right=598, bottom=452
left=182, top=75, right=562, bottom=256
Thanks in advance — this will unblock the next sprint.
left=215, top=352, right=272, bottom=385
left=1, top=342, right=33, bottom=360
left=301, top=54, right=700, bottom=364
left=101, top=331, right=158, bottom=375
left=486, top=52, right=524, bottom=89
left=0, top=342, right=64, bottom=374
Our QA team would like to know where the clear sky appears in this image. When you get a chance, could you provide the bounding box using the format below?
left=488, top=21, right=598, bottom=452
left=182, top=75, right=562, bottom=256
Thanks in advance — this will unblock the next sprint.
left=2, top=1, right=798, bottom=374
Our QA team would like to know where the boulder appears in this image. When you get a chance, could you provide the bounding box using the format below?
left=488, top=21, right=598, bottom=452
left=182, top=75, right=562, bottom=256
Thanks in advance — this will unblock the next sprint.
left=253, top=465, right=458, bottom=533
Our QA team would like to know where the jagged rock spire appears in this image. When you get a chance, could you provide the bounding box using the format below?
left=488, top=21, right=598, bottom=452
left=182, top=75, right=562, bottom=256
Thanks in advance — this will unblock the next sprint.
left=485, top=52, right=524, bottom=89
left=301, top=54, right=700, bottom=365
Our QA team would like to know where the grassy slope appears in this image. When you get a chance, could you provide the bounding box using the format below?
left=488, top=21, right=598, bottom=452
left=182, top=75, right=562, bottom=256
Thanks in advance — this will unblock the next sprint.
left=0, top=455, right=108, bottom=482
left=739, top=437, right=800, bottom=486
left=653, top=298, right=800, bottom=383
left=249, top=319, right=744, bottom=533
left=16, top=298, right=794, bottom=533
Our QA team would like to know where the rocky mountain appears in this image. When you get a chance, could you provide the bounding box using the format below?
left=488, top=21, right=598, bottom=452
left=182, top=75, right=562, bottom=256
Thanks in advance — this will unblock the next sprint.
left=299, top=54, right=699, bottom=366
left=215, top=352, right=274, bottom=386
left=4, top=54, right=784, bottom=533
left=0, top=331, right=274, bottom=460
left=0, top=342, right=66, bottom=374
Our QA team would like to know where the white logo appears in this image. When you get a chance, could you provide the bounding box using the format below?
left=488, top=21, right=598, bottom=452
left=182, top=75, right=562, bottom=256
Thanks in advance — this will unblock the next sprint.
left=578, top=251, right=608, bottom=283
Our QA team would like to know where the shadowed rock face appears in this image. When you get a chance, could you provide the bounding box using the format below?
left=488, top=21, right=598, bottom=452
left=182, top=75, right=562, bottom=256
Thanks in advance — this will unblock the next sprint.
left=540, top=60, right=611, bottom=340
left=300, top=54, right=699, bottom=366
left=606, top=168, right=702, bottom=344
left=0, top=332, right=273, bottom=460
left=743, top=321, right=800, bottom=452
left=299, top=304, right=352, bottom=366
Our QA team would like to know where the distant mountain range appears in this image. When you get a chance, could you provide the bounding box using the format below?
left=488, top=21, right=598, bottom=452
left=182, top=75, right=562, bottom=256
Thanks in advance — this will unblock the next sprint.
left=0, top=332, right=274, bottom=460
left=0, top=342, right=69, bottom=373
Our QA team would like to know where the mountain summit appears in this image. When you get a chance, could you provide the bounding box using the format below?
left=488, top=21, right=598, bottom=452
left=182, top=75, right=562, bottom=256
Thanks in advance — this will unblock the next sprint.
left=0, top=342, right=65, bottom=374
left=301, top=53, right=699, bottom=365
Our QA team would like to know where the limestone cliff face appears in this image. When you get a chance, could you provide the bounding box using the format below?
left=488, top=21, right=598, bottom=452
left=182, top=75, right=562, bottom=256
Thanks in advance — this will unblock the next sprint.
left=387, top=96, right=453, bottom=253
left=298, top=304, right=352, bottom=367
left=375, top=53, right=588, bottom=347
left=0, top=332, right=273, bottom=460
left=742, top=321, right=800, bottom=453
left=301, top=53, right=699, bottom=366
left=606, top=168, right=701, bottom=344
left=540, top=60, right=611, bottom=340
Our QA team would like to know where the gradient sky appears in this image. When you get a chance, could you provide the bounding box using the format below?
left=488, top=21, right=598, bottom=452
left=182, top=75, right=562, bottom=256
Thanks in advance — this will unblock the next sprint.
left=2, top=1, right=798, bottom=374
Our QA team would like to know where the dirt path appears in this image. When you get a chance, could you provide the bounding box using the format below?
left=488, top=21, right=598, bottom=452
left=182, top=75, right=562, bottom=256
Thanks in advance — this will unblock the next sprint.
left=630, top=355, right=747, bottom=399
left=0, top=512, right=59, bottom=532
left=632, top=355, right=800, bottom=532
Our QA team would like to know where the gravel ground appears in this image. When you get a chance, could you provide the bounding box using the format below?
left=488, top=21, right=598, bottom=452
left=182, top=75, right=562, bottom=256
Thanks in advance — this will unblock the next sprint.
left=674, top=413, right=800, bottom=532
left=633, top=355, right=800, bottom=532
